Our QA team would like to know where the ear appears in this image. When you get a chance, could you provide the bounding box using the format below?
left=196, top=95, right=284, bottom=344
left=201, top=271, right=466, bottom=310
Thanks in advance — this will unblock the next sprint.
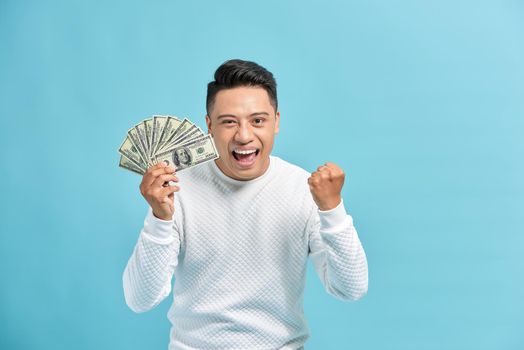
left=205, top=115, right=212, bottom=134
left=274, top=111, right=280, bottom=134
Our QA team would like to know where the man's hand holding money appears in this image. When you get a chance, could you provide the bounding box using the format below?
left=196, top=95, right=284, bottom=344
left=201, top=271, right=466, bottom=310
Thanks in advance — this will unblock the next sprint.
left=139, top=162, right=179, bottom=220
left=308, top=162, right=345, bottom=211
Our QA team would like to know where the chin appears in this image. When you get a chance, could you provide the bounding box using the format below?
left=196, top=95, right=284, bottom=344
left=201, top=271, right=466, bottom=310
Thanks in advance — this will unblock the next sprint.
left=222, top=155, right=268, bottom=180
left=233, top=168, right=263, bottom=180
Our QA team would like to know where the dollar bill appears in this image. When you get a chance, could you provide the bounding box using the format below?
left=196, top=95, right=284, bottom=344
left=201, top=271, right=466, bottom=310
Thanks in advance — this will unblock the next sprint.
left=134, top=123, right=152, bottom=166
left=120, top=115, right=218, bottom=175
left=118, top=136, right=148, bottom=170
left=144, top=118, right=154, bottom=155
left=127, top=127, right=149, bottom=166
left=164, top=125, right=204, bottom=151
left=151, top=115, right=168, bottom=158
left=119, top=154, right=145, bottom=175
left=154, top=116, right=183, bottom=155
left=155, top=134, right=219, bottom=171
left=158, top=118, right=192, bottom=153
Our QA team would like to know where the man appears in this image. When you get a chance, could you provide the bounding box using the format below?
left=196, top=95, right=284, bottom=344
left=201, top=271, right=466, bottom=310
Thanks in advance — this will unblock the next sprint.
left=123, top=59, right=368, bottom=350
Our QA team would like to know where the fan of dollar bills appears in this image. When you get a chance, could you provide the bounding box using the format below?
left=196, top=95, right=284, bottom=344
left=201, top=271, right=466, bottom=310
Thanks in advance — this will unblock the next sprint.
left=118, top=115, right=219, bottom=175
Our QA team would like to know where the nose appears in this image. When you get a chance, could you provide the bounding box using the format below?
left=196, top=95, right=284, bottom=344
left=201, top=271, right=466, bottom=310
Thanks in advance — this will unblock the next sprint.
left=234, top=121, right=254, bottom=144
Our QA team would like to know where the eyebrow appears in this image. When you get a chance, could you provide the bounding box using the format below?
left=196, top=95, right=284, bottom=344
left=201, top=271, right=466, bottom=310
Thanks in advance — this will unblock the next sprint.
left=216, top=112, right=270, bottom=120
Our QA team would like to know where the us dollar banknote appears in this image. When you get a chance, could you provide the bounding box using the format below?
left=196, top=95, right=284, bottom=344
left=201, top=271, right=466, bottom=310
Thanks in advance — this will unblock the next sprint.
left=119, top=154, right=146, bottom=175
left=154, top=116, right=183, bottom=155
left=119, top=115, right=219, bottom=175
left=151, top=115, right=168, bottom=158
left=118, top=136, right=148, bottom=170
left=127, top=127, right=149, bottom=166
left=157, top=118, right=191, bottom=154
left=154, top=134, right=219, bottom=171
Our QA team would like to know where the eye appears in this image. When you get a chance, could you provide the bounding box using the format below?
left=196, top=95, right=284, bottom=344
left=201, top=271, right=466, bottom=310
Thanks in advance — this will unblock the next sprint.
left=221, top=119, right=236, bottom=125
left=253, top=118, right=265, bottom=125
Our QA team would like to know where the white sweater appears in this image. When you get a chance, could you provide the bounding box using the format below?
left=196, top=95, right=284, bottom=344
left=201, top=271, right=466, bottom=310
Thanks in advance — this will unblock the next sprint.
left=123, top=156, right=368, bottom=350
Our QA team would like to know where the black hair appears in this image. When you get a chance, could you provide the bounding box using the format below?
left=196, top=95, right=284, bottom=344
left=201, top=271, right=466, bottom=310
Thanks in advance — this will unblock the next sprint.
left=206, top=59, right=278, bottom=115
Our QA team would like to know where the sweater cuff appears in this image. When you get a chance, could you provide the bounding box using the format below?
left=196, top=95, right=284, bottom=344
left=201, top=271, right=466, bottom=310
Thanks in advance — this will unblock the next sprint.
left=318, top=199, right=352, bottom=232
left=143, top=208, right=175, bottom=242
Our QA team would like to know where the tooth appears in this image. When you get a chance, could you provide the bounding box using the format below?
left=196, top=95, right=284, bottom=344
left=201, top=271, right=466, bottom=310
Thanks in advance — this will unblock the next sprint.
left=234, top=149, right=256, bottom=155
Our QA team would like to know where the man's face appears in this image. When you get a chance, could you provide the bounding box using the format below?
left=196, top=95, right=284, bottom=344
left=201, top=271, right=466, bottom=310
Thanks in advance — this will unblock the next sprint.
left=206, top=86, right=280, bottom=181
left=176, top=148, right=189, bottom=164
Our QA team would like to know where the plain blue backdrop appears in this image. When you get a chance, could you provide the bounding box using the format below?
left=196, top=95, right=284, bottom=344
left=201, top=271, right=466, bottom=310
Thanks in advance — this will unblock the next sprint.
left=1, top=0, right=523, bottom=349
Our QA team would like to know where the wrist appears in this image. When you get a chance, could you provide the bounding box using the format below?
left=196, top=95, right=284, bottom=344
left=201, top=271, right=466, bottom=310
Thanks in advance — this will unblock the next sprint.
left=153, top=210, right=172, bottom=221
left=317, top=195, right=341, bottom=211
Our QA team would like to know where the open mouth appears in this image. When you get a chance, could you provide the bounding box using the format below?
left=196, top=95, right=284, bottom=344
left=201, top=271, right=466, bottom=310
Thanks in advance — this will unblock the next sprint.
left=232, top=148, right=260, bottom=167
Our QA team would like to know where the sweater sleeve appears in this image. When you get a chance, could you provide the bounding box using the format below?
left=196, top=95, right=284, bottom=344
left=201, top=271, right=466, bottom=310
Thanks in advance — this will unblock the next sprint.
left=122, top=207, right=181, bottom=313
left=307, top=199, right=368, bottom=301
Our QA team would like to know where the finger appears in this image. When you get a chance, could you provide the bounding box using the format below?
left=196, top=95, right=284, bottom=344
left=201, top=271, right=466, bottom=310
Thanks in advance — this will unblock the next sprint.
left=143, top=166, right=177, bottom=188
left=325, top=162, right=341, bottom=171
left=320, top=168, right=333, bottom=179
left=310, top=170, right=331, bottom=183
left=142, top=162, right=168, bottom=187
left=308, top=176, right=320, bottom=186
left=325, top=163, right=345, bottom=177
left=318, top=163, right=335, bottom=172
left=316, top=166, right=332, bottom=177
left=151, top=166, right=176, bottom=178
left=153, top=174, right=179, bottom=188
left=146, top=161, right=168, bottom=174
left=161, top=184, right=180, bottom=197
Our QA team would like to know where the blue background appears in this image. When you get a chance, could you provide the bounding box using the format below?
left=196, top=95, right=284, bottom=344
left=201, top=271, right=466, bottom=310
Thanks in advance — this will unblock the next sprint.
left=1, top=0, right=523, bottom=349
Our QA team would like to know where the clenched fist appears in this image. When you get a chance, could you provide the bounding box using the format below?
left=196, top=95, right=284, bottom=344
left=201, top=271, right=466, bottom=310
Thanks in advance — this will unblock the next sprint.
left=308, top=162, right=345, bottom=211
left=139, top=161, right=180, bottom=221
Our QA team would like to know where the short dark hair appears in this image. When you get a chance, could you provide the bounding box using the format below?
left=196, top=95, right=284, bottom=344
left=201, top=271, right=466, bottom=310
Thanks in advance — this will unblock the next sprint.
left=206, top=59, right=278, bottom=115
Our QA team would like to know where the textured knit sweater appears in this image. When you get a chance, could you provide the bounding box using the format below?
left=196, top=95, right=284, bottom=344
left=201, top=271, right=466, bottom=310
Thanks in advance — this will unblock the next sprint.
left=123, top=156, right=368, bottom=350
